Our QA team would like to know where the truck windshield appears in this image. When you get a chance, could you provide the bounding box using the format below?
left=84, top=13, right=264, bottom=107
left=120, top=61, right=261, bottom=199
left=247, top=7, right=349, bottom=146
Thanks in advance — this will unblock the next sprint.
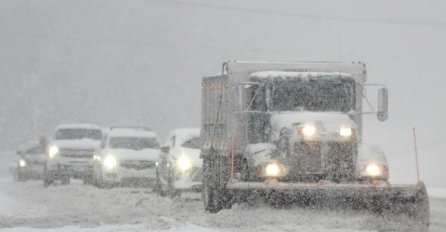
left=54, top=129, right=102, bottom=140
left=109, top=137, right=160, bottom=150
left=270, top=78, right=355, bottom=112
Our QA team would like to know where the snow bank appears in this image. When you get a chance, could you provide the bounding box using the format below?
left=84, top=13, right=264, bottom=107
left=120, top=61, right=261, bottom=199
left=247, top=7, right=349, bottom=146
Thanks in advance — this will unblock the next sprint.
left=428, top=188, right=446, bottom=199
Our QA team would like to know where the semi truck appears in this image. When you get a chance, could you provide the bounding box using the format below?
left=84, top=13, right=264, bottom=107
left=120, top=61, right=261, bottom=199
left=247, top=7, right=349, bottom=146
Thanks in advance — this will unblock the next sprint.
left=200, top=61, right=429, bottom=230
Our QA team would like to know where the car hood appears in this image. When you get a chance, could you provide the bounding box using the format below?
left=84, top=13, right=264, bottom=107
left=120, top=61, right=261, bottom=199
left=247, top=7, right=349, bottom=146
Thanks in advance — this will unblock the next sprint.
left=169, top=147, right=202, bottom=167
left=20, top=154, right=47, bottom=163
left=105, top=148, right=160, bottom=161
left=51, top=139, right=101, bottom=150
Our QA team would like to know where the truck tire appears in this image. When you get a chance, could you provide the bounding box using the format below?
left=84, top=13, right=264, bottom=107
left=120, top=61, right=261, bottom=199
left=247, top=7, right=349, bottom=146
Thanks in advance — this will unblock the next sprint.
left=202, top=155, right=232, bottom=213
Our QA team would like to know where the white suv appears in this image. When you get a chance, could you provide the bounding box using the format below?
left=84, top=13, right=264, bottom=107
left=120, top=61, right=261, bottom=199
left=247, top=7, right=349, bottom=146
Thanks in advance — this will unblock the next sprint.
left=92, top=127, right=161, bottom=188
left=44, top=124, right=102, bottom=187
left=155, top=128, right=202, bottom=197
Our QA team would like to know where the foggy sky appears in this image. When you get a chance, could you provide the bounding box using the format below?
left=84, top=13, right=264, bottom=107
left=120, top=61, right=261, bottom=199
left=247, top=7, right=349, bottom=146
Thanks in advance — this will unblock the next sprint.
left=1, top=0, right=446, bottom=186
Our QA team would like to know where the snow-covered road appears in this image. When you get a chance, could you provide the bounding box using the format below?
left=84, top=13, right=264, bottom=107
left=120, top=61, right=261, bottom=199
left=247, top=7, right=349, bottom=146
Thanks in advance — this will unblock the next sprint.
left=0, top=151, right=444, bottom=232
left=0, top=177, right=444, bottom=232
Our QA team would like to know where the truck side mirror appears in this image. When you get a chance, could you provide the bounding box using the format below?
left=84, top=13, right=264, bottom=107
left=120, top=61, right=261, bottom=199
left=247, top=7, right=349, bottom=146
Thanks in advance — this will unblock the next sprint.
left=377, top=88, right=388, bottom=121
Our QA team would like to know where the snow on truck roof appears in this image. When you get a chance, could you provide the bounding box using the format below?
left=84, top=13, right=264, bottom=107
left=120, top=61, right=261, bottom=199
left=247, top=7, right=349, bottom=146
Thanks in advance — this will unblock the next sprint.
left=224, top=61, right=367, bottom=82
left=56, top=124, right=101, bottom=130
left=250, top=71, right=352, bottom=79
left=107, top=128, right=158, bottom=138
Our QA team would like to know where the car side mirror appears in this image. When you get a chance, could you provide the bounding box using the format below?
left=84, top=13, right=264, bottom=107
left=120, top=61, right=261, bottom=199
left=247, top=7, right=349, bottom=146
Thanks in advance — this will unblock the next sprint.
left=377, top=87, right=388, bottom=121
left=161, top=146, right=170, bottom=153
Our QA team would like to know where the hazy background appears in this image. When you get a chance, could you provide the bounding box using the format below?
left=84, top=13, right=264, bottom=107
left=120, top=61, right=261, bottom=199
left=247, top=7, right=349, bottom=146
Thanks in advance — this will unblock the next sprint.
left=0, top=0, right=445, bottom=186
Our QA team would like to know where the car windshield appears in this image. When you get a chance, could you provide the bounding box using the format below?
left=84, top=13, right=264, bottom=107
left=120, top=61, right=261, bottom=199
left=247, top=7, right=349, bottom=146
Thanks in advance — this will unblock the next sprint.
left=54, top=129, right=102, bottom=140
left=181, top=137, right=201, bottom=149
left=25, top=146, right=45, bottom=155
left=109, top=137, right=160, bottom=150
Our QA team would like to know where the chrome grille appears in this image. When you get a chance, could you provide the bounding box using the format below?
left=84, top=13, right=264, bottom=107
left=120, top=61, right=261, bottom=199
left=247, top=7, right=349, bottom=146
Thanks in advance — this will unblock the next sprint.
left=59, top=149, right=94, bottom=158
left=296, top=142, right=323, bottom=173
left=120, top=160, right=156, bottom=170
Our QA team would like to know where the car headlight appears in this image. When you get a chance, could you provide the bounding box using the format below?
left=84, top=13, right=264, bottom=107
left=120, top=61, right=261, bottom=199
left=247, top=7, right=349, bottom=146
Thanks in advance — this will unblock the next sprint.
left=18, top=159, right=27, bottom=167
left=48, top=146, right=59, bottom=158
left=302, top=124, right=316, bottom=137
left=177, top=155, right=192, bottom=172
left=103, top=155, right=118, bottom=170
left=265, top=163, right=280, bottom=177
left=339, top=127, right=353, bottom=137
left=365, top=163, right=382, bottom=177
left=93, top=155, right=101, bottom=161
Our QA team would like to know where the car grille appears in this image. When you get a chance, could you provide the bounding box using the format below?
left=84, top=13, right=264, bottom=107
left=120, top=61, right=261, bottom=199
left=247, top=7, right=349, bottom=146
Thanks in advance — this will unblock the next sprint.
left=59, top=149, right=94, bottom=158
left=120, top=160, right=156, bottom=170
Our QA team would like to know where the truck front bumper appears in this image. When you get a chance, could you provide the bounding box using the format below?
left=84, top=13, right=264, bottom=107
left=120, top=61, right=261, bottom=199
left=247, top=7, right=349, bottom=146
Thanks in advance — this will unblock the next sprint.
left=226, top=179, right=427, bottom=207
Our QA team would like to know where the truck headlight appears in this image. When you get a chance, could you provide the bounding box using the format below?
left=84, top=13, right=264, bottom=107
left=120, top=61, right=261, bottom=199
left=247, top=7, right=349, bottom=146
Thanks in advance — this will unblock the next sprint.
left=18, top=159, right=27, bottom=167
left=48, top=146, right=59, bottom=158
left=339, top=127, right=353, bottom=137
left=302, top=124, right=316, bottom=137
left=103, top=155, right=118, bottom=170
left=177, top=155, right=192, bottom=172
left=365, top=163, right=382, bottom=177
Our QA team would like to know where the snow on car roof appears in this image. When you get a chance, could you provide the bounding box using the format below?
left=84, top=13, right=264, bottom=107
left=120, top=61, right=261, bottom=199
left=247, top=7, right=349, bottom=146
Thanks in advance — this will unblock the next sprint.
left=17, top=141, right=41, bottom=151
left=107, top=128, right=158, bottom=138
left=165, top=128, right=200, bottom=147
left=250, top=71, right=352, bottom=79
left=56, top=124, right=101, bottom=130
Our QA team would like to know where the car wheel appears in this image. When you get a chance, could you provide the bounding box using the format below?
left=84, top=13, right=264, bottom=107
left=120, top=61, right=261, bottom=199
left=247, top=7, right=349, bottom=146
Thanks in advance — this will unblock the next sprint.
left=12, top=171, right=17, bottom=182
left=61, top=175, right=70, bottom=185
left=155, top=166, right=167, bottom=197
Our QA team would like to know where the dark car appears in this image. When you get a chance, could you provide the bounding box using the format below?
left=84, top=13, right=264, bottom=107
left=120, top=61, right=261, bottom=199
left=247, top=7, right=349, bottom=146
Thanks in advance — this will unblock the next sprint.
left=13, top=141, right=47, bottom=182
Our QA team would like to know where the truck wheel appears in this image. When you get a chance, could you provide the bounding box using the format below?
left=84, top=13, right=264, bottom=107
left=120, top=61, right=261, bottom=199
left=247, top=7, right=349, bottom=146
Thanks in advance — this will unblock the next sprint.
left=203, top=177, right=222, bottom=213
left=202, top=157, right=224, bottom=213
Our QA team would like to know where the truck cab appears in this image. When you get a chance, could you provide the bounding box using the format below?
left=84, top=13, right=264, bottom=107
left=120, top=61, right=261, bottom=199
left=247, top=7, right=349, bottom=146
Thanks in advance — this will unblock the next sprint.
left=200, top=61, right=429, bottom=231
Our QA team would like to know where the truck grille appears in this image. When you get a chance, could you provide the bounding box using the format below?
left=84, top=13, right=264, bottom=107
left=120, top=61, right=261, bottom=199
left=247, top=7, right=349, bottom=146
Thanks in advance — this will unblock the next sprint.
left=59, top=149, right=94, bottom=158
left=297, top=142, right=323, bottom=173
left=120, top=160, right=156, bottom=170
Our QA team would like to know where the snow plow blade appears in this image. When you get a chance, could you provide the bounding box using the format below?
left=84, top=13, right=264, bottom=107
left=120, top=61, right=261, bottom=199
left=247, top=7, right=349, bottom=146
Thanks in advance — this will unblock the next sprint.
left=227, top=180, right=430, bottom=230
